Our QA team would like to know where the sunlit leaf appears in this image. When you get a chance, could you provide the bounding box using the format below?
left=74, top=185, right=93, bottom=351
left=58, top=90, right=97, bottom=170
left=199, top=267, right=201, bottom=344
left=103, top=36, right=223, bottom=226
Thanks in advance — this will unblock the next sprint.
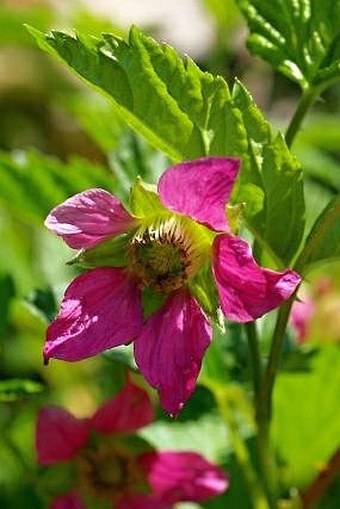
left=232, top=81, right=305, bottom=264
left=28, top=26, right=305, bottom=264
left=273, top=346, right=340, bottom=488
left=26, top=25, right=247, bottom=162
left=237, top=0, right=340, bottom=90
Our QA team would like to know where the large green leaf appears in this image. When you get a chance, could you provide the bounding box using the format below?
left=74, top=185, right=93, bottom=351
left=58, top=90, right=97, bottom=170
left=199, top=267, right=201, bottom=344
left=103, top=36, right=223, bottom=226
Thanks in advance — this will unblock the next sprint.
left=261, top=134, right=305, bottom=263
left=232, top=81, right=305, bottom=264
left=295, top=195, right=340, bottom=274
left=27, top=26, right=305, bottom=265
left=237, top=0, right=340, bottom=90
left=273, top=346, right=340, bottom=488
left=26, top=25, right=247, bottom=162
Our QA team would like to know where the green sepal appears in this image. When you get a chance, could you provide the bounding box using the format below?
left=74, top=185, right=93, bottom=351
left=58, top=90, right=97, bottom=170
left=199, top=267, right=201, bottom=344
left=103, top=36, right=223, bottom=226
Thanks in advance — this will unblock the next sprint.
left=141, top=286, right=166, bottom=320
left=189, top=260, right=224, bottom=329
left=129, top=177, right=166, bottom=217
left=67, top=233, right=132, bottom=269
left=226, top=202, right=245, bottom=235
left=117, top=433, right=155, bottom=455
left=38, top=462, right=75, bottom=500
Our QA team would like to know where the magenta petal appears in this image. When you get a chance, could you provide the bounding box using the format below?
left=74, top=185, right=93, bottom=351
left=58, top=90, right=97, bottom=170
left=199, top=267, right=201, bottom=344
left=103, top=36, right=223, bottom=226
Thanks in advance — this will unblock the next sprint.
left=50, top=493, right=85, bottom=509
left=213, top=234, right=302, bottom=322
left=117, top=494, right=172, bottom=509
left=158, top=157, right=241, bottom=232
left=134, top=291, right=212, bottom=416
left=36, top=407, right=90, bottom=465
left=44, top=268, right=142, bottom=362
left=91, top=381, right=155, bottom=434
left=45, top=188, right=137, bottom=249
left=139, top=451, right=228, bottom=504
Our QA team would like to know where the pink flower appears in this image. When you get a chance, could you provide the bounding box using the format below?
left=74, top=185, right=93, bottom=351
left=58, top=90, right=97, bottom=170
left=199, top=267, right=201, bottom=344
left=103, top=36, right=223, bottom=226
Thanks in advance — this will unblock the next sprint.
left=44, top=157, right=301, bottom=415
left=290, top=277, right=339, bottom=343
left=290, top=295, right=315, bottom=342
left=36, top=381, right=228, bottom=508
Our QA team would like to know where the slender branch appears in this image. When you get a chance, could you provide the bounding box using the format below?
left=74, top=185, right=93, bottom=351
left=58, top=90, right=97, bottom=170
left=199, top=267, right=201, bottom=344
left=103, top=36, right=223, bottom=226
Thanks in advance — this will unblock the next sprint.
left=285, top=87, right=319, bottom=148
left=245, top=321, right=276, bottom=500
left=262, top=297, right=295, bottom=422
left=253, top=297, right=297, bottom=507
left=301, top=449, right=340, bottom=509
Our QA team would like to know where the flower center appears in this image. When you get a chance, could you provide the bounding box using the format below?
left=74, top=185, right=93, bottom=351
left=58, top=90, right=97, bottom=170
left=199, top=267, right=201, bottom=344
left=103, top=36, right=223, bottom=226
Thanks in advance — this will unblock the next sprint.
left=128, top=215, right=206, bottom=294
left=75, top=440, right=145, bottom=503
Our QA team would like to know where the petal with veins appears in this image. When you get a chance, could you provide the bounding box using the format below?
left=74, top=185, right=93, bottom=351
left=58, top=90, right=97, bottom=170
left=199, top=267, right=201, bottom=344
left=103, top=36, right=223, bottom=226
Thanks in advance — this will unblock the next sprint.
left=44, top=268, right=142, bottom=362
left=158, top=157, right=240, bottom=232
left=139, top=451, right=228, bottom=504
left=134, top=291, right=212, bottom=416
left=45, top=188, right=137, bottom=249
left=213, top=234, right=301, bottom=322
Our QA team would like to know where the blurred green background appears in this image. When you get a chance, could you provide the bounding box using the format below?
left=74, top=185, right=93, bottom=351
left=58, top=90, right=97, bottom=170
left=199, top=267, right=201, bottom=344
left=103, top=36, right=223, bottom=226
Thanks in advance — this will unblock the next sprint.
left=0, top=1, right=339, bottom=508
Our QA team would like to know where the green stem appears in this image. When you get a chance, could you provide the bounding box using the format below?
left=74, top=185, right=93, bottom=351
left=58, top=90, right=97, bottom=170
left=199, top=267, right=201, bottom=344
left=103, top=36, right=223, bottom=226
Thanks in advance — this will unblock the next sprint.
left=262, top=297, right=295, bottom=418
left=245, top=322, right=277, bottom=504
left=214, top=387, right=270, bottom=509
left=245, top=321, right=262, bottom=396
left=253, top=297, right=296, bottom=508
left=285, top=87, right=319, bottom=148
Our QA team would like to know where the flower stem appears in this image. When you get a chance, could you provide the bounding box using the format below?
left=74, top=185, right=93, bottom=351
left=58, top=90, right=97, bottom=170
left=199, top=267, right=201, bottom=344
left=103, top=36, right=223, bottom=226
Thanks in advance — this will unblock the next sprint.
left=245, top=321, right=262, bottom=396
left=245, top=321, right=277, bottom=505
left=214, top=386, right=270, bottom=509
left=285, top=87, right=319, bottom=148
left=253, top=297, right=296, bottom=507
left=301, top=449, right=340, bottom=508
left=262, top=298, right=294, bottom=417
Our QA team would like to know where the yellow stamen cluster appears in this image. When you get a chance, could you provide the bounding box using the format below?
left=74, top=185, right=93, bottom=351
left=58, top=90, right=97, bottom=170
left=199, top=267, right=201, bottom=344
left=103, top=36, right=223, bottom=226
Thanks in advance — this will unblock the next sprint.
left=128, top=215, right=205, bottom=294
left=76, top=439, right=144, bottom=503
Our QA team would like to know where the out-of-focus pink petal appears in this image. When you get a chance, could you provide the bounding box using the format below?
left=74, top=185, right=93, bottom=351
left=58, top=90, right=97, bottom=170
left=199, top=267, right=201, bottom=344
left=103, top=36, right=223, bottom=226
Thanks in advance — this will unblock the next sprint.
left=117, top=494, right=172, bottom=509
left=290, top=296, right=315, bottom=342
left=50, top=492, right=85, bottom=509
left=45, top=188, right=137, bottom=249
left=213, top=234, right=302, bottom=322
left=36, top=407, right=90, bottom=465
left=44, top=268, right=142, bottom=363
left=158, top=157, right=241, bottom=232
left=91, top=381, right=155, bottom=434
left=139, top=451, right=228, bottom=504
left=134, top=291, right=212, bottom=416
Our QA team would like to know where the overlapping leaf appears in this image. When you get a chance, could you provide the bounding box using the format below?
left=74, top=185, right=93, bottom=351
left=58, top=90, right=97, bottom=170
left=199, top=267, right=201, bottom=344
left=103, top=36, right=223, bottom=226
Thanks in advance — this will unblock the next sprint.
left=27, top=25, right=247, bottom=162
left=27, top=25, right=305, bottom=265
left=237, top=0, right=340, bottom=90
left=231, top=81, right=305, bottom=263
left=295, top=195, right=340, bottom=274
